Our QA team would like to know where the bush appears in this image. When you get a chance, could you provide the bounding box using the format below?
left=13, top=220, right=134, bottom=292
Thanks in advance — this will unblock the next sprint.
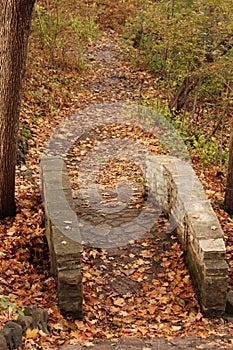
left=31, top=0, right=100, bottom=69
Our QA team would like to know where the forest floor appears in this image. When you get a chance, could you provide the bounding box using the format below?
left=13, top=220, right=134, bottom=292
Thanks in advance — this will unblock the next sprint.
left=1, top=25, right=233, bottom=349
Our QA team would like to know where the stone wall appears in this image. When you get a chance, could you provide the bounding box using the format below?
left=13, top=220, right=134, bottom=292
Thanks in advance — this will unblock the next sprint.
left=146, top=155, right=228, bottom=316
left=41, top=154, right=228, bottom=318
left=41, top=156, right=83, bottom=319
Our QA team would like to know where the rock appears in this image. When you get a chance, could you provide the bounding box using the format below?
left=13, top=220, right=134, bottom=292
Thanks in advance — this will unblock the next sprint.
left=3, top=323, right=21, bottom=350
left=41, top=159, right=83, bottom=318
left=3, top=321, right=22, bottom=350
left=225, top=292, right=233, bottom=315
left=0, top=329, right=12, bottom=350
left=16, top=315, right=34, bottom=335
left=223, top=314, right=233, bottom=323
left=0, top=333, right=7, bottom=350
left=24, top=305, right=49, bottom=334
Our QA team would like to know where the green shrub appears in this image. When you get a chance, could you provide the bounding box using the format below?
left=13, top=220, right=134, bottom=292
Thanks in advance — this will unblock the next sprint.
left=31, top=0, right=100, bottom=69
left=0, top=294, right=24, bottom=315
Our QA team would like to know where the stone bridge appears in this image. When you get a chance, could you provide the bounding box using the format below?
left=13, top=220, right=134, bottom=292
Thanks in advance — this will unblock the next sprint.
left=41, top=155, right=228, bottom=319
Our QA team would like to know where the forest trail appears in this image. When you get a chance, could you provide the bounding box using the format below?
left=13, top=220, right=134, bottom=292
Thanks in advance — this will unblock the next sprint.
left=63, top=32, right=233, bottom=349
left=76, top=30, right=159, bottom=107
left=0, top=29, right=233, bottom=349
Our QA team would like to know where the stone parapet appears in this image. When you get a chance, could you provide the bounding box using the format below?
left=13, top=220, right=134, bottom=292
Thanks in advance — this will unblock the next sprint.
left=41, top=153, right=228, bottom=317
left=41, top=156, right=83, bottom=319
left=146, top=155, right=228, bottom=316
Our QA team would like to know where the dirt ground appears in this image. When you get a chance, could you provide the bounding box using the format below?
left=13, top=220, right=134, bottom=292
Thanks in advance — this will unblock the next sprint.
left=60, top=335, right=233, bottom=349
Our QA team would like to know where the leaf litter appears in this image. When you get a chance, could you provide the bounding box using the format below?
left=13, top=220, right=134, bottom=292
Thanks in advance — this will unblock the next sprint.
left=0, top=24, right=233, bottom=349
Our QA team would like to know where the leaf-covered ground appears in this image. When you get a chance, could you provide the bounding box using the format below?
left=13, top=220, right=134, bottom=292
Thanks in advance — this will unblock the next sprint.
left=1, top=26, right=233, bottom=349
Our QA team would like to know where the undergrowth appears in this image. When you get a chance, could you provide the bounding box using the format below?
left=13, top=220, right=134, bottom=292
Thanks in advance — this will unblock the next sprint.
left=30, top=0, right=100, bottom=70
left=22, top=0, right=232, bottom=169
left=115, top=0, right=233, bottom=168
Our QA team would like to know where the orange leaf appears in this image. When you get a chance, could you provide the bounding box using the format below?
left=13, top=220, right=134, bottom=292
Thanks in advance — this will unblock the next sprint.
left=148, top=304, right=156, bottom=315
left=26, top=328, right=39, bottom=339
left=113, top=297, right=125, bottom=307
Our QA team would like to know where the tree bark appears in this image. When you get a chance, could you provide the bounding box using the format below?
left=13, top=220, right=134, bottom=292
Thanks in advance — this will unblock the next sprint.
left=0, top=0, right=35, bottom=218
left=169, top=74, right=200, bottom=113
left=224, top=120, right=233, bottom=215
left=169, top=33, right=233, bottom=115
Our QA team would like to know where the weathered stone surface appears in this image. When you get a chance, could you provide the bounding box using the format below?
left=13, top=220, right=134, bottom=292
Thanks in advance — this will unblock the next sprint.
left=204, top=260, right=228, bottom=277
left=41, top=156, right=83, bottom=319
left=146, top=155, right=228, bottom=316
left=199, top=238, right=226, bottom=260
left=59, top=335, right=233, bottom=350
left=188, top=218, right=223, bottom=241
left=225, top=292, right=233, bottom=315
left=0, top=329, right=12, bottom=350
left=16, top=315, right=33, bottom=335
left=0, top=306, right=49, bottom=348
left=0, top=334, right=7, bottom=350
left=3, top=321, right=22, bottom=350
left=24, top=305, right=49, bottom=334
left=42, top=153, right=228, bottom=318
left=58, top=269, right=83, bottom=319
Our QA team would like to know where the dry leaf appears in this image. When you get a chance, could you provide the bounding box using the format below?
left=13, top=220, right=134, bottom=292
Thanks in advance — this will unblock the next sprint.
left=83, top=340, right=95, bottom=347
left=70, top=330, right=82, bottom=339
left=172, top=325, right=182, bottom=331
left=148, top=304, right=156, bottom=315
left=112, top=318, right=121, bottom=326
left=26, top=328, right=39, bottom=339
left=113, top=297, right=125, bottom=307
left=7, top=227, right=16, bottom=236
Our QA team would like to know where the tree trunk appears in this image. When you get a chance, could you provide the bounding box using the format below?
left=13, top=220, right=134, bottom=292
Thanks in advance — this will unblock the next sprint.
left=0, top=0, right=35, bottom=218
left=169, top=74, right=200, bottom=113
left=224, top=120, right=233, bottom=215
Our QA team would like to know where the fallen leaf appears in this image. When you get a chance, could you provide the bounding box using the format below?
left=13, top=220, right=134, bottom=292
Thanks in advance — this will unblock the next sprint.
left=70, top=330, right=82, bottom=339
left=83, top=340, right=95, bottom=347
left=7, top=227, right=16, bottom=236
left=112, top=318, right=121, bottom=326
left=172, top=325, right=182, bottom=331
left=26, top=328, right=39, bottom=339
left=148, top=304, right=156, bottom=315
left=113, top=297, right=125, bottom=307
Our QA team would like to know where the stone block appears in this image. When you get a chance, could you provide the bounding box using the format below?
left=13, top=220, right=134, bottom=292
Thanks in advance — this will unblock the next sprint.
left=146, top=155, right=228, bottom=316
left=203, top=260, right=228, bottom=277
left=200, top=276, right=227, bottom=315
left=188, top=218, right=224, bottom=241
left=41, top=160, right=83, bottom=318
left=42, top=153, right=229, bottom=319
left=16, top=315, right=33, bottom=335
left=199, top=238, right=226, bottom=260
left=3, top=321, right=22, bottom=350
left=58, top=269, right=83, bottom=319
left=0, top=334, right=7, bottom=350
left=225, top=292, right=233, bottom=315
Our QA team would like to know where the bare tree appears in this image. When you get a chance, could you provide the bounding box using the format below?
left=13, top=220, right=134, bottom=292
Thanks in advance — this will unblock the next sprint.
left=0, top=0, right=35, bottom=218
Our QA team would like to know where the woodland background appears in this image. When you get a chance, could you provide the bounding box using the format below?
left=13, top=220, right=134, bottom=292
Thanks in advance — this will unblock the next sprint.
left=0, top=0, right=233, bottom=348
